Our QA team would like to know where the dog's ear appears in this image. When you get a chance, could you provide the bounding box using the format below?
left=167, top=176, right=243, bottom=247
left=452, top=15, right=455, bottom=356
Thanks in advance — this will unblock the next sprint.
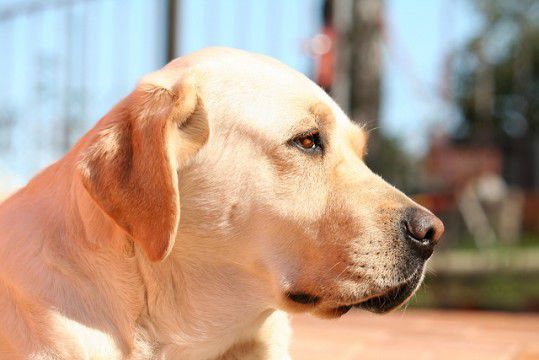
left=77, top=72, right=208, bottom=262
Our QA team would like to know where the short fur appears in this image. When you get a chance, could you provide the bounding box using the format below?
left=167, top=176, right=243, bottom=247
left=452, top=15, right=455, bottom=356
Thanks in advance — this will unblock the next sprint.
left=0, top=48, right=437, bottom=359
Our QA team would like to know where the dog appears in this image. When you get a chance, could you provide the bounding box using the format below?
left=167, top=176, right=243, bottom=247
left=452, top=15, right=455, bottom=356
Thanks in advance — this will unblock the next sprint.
left=0, top=47, right=443, bottom=359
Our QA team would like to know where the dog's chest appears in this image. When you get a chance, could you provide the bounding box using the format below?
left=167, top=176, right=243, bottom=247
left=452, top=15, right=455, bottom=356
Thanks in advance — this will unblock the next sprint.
left=133, top=313, right=270, bottom=360
left=142, top=324, right=259, bottom=360
left=48, top=314, right=125, bottom=359
left=138, top=310, right=291, bottom=360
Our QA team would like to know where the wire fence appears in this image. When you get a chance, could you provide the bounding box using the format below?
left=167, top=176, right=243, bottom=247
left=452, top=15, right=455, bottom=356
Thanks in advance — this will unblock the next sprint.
left=0, top=0, right=321, bottom=185
left=0, top=0, right=169, bottom=182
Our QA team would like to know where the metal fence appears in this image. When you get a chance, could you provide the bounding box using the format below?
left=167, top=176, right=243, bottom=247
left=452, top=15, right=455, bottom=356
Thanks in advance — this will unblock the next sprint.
left=0, top=0, right=321, bottom=186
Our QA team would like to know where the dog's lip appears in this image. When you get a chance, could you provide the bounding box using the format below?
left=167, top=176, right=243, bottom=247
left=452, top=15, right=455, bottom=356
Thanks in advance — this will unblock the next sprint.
left=352, top=271, right=421, bottom=313
left=287, top=267, right=423, bottom=316
left=333, top=304, right=353, bottom=316
left=328, top=269, right=422, bottom=314
left=286, top=292, right=321, bottom=305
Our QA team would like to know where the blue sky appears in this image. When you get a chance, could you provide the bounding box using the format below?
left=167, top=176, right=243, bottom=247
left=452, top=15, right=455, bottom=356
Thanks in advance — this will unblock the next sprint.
left=0, top=0, right=481, bottom=188
left=180, top=0, right=480, bottom=154
left=381, top=0, right=480, bottom=153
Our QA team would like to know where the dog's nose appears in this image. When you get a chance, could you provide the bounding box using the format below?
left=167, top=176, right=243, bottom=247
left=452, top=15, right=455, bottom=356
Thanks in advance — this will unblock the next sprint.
left=403, top=208, right=444, bottom=259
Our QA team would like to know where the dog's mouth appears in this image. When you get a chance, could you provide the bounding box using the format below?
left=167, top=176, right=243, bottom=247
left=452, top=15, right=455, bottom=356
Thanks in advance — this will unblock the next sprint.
left=288, top=269, right=423, bottom=317
left=351, top=271, right=422, bottom=314
left=324, top=279, right=418, bottom=317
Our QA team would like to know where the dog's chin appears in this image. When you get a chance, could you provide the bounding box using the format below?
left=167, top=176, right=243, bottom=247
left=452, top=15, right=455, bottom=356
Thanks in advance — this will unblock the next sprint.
left=311, top=270, right=424, bottom=319
left=312, top=304, right=355, bottom=319
left=352, top=270, right=423, bottom=314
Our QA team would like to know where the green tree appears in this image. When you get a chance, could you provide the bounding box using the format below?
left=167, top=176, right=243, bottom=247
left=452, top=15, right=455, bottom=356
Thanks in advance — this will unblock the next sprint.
left=451, top=0, right=539, bottom=188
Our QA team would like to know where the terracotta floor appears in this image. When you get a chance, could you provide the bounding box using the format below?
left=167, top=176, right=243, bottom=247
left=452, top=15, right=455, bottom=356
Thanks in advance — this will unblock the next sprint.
left=290, top=309, right=539, bottom=360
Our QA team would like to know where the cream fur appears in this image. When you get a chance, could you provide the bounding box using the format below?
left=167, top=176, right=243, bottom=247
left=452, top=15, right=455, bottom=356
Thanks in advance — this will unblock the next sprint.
left=0, top=47, right=435, bottom=359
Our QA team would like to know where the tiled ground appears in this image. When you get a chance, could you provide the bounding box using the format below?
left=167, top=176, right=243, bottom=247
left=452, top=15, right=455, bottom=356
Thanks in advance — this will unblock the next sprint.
left=290, top=309, right=539, bottom=359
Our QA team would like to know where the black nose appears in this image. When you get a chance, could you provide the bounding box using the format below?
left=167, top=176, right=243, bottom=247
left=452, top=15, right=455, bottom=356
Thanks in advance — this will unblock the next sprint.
left=403, top=207, right=444, bottom=259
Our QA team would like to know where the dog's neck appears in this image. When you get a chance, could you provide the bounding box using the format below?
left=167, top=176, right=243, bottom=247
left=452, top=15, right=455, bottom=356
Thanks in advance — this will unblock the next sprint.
left=133, top=243, right=277, bottom=358
left=73, top=179, right=277, bottom=358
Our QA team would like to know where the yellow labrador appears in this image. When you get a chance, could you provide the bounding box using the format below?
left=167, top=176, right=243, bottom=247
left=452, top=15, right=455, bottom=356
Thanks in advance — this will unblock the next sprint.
left=0, top=48, right=443, bottom=359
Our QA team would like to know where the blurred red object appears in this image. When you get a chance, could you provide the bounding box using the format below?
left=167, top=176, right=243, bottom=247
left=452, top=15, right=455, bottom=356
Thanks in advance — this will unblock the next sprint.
left=314, top=26, right=337, bottom=91
left=425, top=135, right=503, bottom=189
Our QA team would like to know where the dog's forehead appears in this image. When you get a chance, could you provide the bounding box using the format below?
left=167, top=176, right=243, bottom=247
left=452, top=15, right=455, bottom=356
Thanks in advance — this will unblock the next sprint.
left=150, top=48, right=357, bottom=139
left=188, top=49, right=352, bottom=135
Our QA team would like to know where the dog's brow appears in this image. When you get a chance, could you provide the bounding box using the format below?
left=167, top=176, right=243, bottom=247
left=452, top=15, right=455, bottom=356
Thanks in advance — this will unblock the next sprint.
left=347, top=125, right=368, bottom=157
left=309, top=102, right=336, bottom=130
left=287, top=103, right=335, bottom=141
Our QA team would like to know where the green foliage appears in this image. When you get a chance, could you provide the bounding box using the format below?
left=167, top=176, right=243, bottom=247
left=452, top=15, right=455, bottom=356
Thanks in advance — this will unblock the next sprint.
left=413, top=271, right=539, bottom=311
left=452, top=0, right=539, bottom=143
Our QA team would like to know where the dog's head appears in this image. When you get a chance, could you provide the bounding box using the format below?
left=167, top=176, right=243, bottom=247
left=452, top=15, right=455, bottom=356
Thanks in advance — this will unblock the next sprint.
left=78, top=48, right=443, bottom=317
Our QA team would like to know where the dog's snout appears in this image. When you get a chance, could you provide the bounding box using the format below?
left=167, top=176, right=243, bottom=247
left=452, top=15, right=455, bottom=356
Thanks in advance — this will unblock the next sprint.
left=403, top=208, right=444, bottom=258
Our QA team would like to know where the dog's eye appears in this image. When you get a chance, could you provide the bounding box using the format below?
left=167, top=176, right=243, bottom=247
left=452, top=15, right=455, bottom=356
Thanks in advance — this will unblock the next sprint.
left=291, top=132, right=323, bottom=153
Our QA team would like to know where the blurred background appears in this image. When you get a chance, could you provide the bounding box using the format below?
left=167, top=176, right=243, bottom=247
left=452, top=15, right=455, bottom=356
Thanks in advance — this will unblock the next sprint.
left=0, top=0, right=538, bottom=315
